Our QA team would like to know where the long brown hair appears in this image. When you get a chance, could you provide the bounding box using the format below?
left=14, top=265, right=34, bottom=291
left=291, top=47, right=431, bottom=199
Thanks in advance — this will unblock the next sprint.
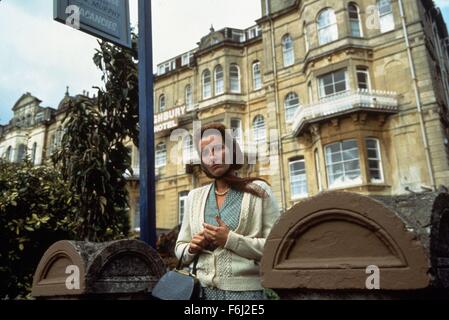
left=194, top=123, right=269, bottom=198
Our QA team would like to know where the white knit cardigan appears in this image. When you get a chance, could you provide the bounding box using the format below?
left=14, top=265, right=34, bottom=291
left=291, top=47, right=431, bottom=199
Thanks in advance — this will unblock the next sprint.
left=175, top=181, right=280, bottom=291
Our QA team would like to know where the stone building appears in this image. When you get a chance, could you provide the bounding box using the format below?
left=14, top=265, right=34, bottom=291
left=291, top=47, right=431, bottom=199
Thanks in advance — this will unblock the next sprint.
left=1, top=0, right=449, bottom=235
left=148, top=0, right=449, bottom=231
left=0, top=90, right=73, bottom=168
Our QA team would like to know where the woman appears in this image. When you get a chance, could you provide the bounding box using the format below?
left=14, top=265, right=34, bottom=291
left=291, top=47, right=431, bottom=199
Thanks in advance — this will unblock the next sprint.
left=175, top=123, right=280, bottom=300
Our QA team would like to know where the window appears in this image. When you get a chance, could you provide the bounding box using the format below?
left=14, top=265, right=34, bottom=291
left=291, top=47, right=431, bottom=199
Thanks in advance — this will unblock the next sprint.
left=214, top=65, right=224, bottom=95
left=282, top=34, right=294, bottom=67
left=348, top=3, right=362, bottom=37
left=159, top=94, right=166, bottom=112
left=35, top=112, right=44, bottom=123
left=185, top=85, right=193, bottom=107
left=357, top=67, right=371, bottom=90
left=318, top=69, right=348, bottom=98
left=247, top=26, right=261, bottom=40
left=315, top=149, right=323, bottom=191
left=304, top=22, right=310, bottom=53
left=378, top=0, right=394, bottom=33
left=155, top=142, right=167, bottom=168
left=284, top=92, right=299, bottom=123
left=183, top=135, right=194, bottom=164
left=17, top=144, right=26, bottom=163
left=202, top=69, right=212, bottom=99
left=179, top=191, right=189, bottom=224
left=5, top=146, right=12, bottom=162
left=157, top=60, right=176, bottom=75
left=232, top=30, right=245, bottom=42
left=31, top=142, right=37, bottom=165
left=230, top=64, right=241, bottom=93
left=366, top=138, right=384, bottom=183
left=55, top=127, right=63, bottom=149
left=181, top=52, right=193, bottom=66
left=231, top=118, right=243, bottom=146
left=252, top=61, right=262, bottom=90
left=317, top=8, right=338, bottom=45
left=289, top=158, right=308, bottom=199
left=253, top=115, right=266, bottom=145
left=48, top=133, right=55, bottom=156
left=325, top=140, right=362, bottom=188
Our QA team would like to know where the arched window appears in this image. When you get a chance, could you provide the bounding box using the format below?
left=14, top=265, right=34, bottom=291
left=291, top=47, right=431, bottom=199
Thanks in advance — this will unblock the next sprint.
left=377, top=0, right=394, bottom=33
left=282, top=34, right=294, bottom=67
left=366, top=138, right=384, bottom=183
left=17, top=144, right=26, bottom=162
left=214, top=65, right=224, bottom=95
left=230, top=64, right=241, bottom=93
left=183, top=135, right=194, bottom=164
left=317, top=8, right=338, bottom=45
left=253, top=115, right=266, bottom=145
left=31, top=142, right=37, bottom=165
left=252, top=61, right=262, bottom=90
left=185, top=85, right=192, bottom=107
left=284, top=92, right=300, bottom=123
left=303, top=22, right=310, bottom=52
left=202, top=69, right=212, bottom=99
left=159, top=94, right=166, bottom=112
left=5, top=146, right=12, bottom=162
left=155, top=142, right=167, bottom=168
left=348, top=3, right=362, bottom=37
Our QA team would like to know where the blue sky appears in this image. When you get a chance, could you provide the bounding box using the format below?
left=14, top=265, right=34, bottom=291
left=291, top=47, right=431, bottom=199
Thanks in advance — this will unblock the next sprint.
left=0, top=0, right=448, bottom=125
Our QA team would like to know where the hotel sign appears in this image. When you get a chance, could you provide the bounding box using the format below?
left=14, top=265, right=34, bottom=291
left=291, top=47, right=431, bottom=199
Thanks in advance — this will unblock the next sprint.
left=54, top=0, right=131, bottom=48
left=154, top=106, right=187, bottom=133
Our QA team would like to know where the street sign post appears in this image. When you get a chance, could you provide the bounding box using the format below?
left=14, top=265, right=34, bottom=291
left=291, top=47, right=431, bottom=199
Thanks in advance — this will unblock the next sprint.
left=138, top=0, right=157, bottom=248
left=54, top=0, right=131, bottom=48
left=53, top=0, right=157, bottom=248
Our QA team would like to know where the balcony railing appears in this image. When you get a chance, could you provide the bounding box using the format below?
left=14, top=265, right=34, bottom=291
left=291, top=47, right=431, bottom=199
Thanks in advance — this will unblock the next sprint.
left=292, top=89, right=399, bottom=136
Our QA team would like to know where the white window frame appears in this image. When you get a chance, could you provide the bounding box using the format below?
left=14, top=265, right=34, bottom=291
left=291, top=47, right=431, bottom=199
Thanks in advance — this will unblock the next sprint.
left=230, top=64, right=241, bottom=93
left=183, top=135, right=194, bottom=164
left=317, top=8, right=339, bottom=46
left=214, top=65, right=224, bottom=95
left=284, top=92, right=299, bottom=123
left=17, top=144, right=27, bottom=163
left=232, top=30, right=246, bottom=42
left=178, top=191, right=189, bottom=224
left=159, top=94, right=166, bottom=112
left=181, top=52, right=193, bottom=66
left=155, top=142, right=167, bottom=168
left=377, top=0, right=394, bottom=33
left=315, top=149, right=323, bottom=192
left=185, top=85, right=193, bottom=107
left=356, top=67, right=371, bottom=90
left=31, top=142, right=37, bottom=165
left=348, top=3, right=363, bottom=37
left=318, top=69, right=348, bottom=99
left=247, top=26, right=261, bottom=40
left=325, top=140, right=362, bottom=189
left=5, top=146, right=12, bottom=162
left=289, top=158, right=308, bottom=199
left=252, top=61, right=262, bottom=90
left=366, top=138, right=384, bottom=183
left=252, top=115, right=266, bottom=145
left=282, top=34, right=295, bottom=67
left=202, top=69, right=212, bottom=99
